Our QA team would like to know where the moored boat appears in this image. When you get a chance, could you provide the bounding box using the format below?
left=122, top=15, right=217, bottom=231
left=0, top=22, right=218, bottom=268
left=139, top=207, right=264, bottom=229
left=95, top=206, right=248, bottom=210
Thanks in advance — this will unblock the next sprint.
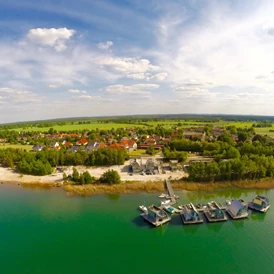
left=139, top=205, right=148, bottom=213
left=248, top=195, right=270, bottom=213
left=161, top=199, right=171, bottom=206
left=164, top=206, right=176, bottom=214
left=158, top=193, right=168, bottom=198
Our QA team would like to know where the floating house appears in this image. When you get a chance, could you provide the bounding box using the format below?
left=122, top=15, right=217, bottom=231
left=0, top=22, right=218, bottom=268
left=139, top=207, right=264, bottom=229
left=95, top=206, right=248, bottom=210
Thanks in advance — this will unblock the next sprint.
left=204, top=201, right=227, bottom=222
left=248, top=195, right=270, bottom=213
left=226, top=199, right=249, bottom=219
left=141, top=205, right=171, bottom=226
left=180, top=203, right=204, bottom=224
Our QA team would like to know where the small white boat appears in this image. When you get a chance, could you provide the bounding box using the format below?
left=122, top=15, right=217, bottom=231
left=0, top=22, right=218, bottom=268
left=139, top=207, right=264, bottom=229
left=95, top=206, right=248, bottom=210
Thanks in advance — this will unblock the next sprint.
left=178, top=205, right=183, bottom=210
left=164, top=206, right=176, bottom=214
left=139, top=205, right=148, bottom=213
left=158, top=193, right=167, bottom=198
left=161, top=199, right=171, bottom=206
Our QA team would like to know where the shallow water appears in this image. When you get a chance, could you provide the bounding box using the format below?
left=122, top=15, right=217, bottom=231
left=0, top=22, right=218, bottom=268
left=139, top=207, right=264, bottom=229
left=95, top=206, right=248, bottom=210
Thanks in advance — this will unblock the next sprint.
left=0, top=184, right=273, bottom=274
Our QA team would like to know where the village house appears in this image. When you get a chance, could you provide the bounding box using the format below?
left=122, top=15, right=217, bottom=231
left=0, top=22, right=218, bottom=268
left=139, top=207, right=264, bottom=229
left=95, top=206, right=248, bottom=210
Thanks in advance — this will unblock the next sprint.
left=49, top=141, right=60, bottom=150
left=108, top=143, right=126, bottom=150
left=145, top=158, right=156, bottom=172
left=32, top=144, right=45, bottom=152
left=0, top=138, right=7, bottom=143
left=76, top=138, right=89, bottom=146
left=171, top=133, right=179, bottom=139
left=183, top=131, right=206, bottom=141
left=144, top=138, right=156, bottom=145
left=120, top=139, right=137, bottom=152
left=130, top=158, right=143, bottom=173
left=159, top=137, right=171, bottom=144
left=62, top=141, right=73, bottom=147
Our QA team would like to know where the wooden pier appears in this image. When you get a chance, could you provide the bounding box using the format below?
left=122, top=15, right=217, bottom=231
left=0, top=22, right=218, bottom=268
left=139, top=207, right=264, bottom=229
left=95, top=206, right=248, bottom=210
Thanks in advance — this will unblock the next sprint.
left=159, top=180, right=179, bottom=209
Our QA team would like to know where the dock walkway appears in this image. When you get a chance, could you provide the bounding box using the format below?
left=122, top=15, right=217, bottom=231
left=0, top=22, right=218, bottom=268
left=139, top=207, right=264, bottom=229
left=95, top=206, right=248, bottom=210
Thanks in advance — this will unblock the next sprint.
left=159, top=180, right=178, bottom=208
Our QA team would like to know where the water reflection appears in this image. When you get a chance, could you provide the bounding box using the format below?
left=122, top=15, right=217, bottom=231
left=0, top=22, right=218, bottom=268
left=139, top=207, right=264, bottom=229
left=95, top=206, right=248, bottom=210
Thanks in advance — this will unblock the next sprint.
left=182, top=223, right=201, bottom=235
left=206, top=221, right=225, bottom=232
left=250, top=211, right=266, bottom=221
left=154, top=224, right=169, bottom=235
left=230, top=219, right=245, bottom=230
left=106, top=193, right=121, bottom=202
left=132, top=216, right=150, bottom=228
left=169, top=214, right=182, bottom=226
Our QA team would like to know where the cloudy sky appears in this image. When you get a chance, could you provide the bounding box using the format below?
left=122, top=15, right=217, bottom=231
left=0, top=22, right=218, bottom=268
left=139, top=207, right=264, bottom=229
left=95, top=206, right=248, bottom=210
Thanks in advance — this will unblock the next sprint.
left=1, top=0, right=274, bottom=123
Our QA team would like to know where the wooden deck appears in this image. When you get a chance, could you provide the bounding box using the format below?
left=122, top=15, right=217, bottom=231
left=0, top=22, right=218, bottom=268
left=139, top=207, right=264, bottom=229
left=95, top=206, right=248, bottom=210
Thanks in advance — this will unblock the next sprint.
left=141, top=213, right=171, bottom=227
left=248, top=203, right=271, bottom=213
left=226, top=210, right=249, bottom=220
left=180, top=213, right=204, bottom=225
left=204, top=211, right=227, bottom=223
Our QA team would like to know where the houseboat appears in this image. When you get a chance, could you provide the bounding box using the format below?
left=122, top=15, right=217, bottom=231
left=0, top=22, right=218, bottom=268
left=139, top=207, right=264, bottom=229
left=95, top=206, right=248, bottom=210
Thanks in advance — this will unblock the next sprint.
left=226, top=199, right=249, bottom=219
left=141, top=205, right=171, bottom=227
left=204, top=201, right=227, bottom=222
left=248, top=195, right=270, bottom=213
left=180, top=203, right=204, bottom=224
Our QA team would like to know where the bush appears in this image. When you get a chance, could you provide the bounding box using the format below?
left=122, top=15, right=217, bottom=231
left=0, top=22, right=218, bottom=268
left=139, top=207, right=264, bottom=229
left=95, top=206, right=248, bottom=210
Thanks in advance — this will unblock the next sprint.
left=100, top=169, right=121, bottom=185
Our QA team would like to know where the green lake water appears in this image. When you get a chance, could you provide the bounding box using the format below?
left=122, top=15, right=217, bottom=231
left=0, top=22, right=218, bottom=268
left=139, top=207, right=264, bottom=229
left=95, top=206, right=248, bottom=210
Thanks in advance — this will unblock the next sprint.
left=0, top=184, right=274, bottom=274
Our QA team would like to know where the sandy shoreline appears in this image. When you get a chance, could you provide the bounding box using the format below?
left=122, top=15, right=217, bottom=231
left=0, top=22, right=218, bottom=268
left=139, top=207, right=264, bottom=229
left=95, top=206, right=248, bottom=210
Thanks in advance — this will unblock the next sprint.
left=2, top=164, right=274, bottom=196
left=0, top=159, right=186, bottom=185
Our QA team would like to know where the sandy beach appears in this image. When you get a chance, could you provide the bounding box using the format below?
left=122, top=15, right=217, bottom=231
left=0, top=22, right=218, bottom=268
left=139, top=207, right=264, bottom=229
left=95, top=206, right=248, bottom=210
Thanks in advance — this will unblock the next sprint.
left=0, top=159, right=186, bottom=185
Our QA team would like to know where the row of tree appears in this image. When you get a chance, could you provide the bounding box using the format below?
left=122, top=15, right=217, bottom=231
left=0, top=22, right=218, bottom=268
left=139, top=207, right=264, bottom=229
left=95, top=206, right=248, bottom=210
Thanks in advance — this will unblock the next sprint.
left=68, top=168, right=121, bottom=185
left=187, top=155, right=274, bottom=182
left=0, top=148, right=128, bottom=176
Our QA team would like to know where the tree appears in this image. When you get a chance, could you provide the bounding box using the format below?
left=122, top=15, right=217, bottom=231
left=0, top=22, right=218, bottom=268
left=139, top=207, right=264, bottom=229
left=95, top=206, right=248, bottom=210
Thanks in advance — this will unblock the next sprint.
left=72, top=167, right=80, bottom=182
left=83, top=171, right=96, bottom=184
left=146, top=145, right=156, bottom=155
left=100, top=169, right=121, bottom=185
left=63, top=172, right=67, bottom=180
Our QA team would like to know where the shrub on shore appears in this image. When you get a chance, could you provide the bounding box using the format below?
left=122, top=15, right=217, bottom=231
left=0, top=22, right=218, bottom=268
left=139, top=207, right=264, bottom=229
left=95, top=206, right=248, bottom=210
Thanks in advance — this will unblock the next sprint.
left=99, top=169, right=121, bottom=185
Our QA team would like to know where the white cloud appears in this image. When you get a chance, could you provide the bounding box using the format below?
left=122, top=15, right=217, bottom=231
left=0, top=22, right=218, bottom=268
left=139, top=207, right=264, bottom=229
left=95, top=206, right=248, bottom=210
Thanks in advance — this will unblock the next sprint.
left=155, top=1, right=274, bottom=94
left=0, top=87, right=42, bottom=103
left=68, top=89, right=87, bottom=94
left=127, top=72, right=168, bottom=81
left=27, top=28, right=75, bottom=51
left=74, top=95, right=114, bottom=102
left=49, top=84, right=60, bottom=88
left=127, top=73, right=146, bottom=80
left=99, top=57, right=159, bottom=76
left=149, top=72, right=168, bottom=81
left=105, top=84, right=159, bottom=95
left=97, top=41, right=113, bottom=50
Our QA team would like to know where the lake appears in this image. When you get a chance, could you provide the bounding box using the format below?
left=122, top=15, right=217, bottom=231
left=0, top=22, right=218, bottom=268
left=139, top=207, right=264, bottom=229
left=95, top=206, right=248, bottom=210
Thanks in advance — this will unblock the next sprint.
left=0, top=184, right=273, bottom=274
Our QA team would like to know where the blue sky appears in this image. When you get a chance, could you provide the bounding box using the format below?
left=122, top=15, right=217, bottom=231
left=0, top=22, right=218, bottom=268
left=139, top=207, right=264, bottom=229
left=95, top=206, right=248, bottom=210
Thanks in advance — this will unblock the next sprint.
left=1, top=0, right=274, bottom=123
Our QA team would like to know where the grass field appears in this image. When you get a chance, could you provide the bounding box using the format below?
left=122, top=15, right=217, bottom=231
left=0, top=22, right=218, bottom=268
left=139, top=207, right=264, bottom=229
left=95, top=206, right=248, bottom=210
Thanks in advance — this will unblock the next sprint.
left=10, top=123, right=145, bottom=132
left=254, top=127, right=274, bottom=137
left=0, top=143, right=33, bottom=151
left=128, top=149, right=150, bottom=157
left=3, top=119, right=274, bottom=137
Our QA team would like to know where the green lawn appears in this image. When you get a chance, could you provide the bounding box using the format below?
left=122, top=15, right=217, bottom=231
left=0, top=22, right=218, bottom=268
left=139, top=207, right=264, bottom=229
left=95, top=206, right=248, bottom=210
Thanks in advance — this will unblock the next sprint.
left=254, top=127, right=274, bottom=137
left=10, top=123, right=145, bottom=132
left=0, top=143, right=33, bottom=151
left=128, top=149, right=149, bottom=156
